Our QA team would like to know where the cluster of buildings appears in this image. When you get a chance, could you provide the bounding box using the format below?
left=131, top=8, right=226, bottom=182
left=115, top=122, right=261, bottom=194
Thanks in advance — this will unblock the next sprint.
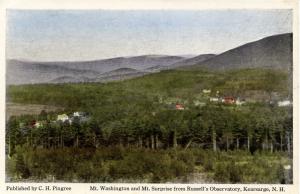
left=204, top=89, right=292, bottom=107
left=26, top=111, right=90, bottom=129
left=170, top=89, right=292, bottom=110
left=209, top=96, right=245, bottom=105
left=277, top=100, right=292, bottom=107
left=25, top=89, right=292, bottom=128
left=56, top=112, right=90, bottom=124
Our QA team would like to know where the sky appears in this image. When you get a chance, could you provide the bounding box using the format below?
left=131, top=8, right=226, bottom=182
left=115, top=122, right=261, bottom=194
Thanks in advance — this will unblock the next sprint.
left=6, top=10, right=292, bottom=61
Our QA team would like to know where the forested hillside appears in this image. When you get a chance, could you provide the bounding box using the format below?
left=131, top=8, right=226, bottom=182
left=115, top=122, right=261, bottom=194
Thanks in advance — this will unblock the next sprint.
left=6, top=68, right=292, bottom=183
left=8, top=68, right=289, bottom=108
left=185, top=33, right=292, bottom=71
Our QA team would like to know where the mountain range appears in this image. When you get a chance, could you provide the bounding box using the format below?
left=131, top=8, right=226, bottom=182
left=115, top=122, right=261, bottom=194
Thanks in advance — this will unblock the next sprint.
left=6, top=33, right=292, bottom=85
left=7, top=55, right=188, bottom=85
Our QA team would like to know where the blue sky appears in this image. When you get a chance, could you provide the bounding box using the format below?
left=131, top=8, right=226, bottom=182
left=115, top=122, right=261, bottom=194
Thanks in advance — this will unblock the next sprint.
left=6, top=10, right=292, bottom=61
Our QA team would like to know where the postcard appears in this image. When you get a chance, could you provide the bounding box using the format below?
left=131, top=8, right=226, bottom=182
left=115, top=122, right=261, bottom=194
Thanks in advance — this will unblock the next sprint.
left=0, top=0, right=298, bottom=193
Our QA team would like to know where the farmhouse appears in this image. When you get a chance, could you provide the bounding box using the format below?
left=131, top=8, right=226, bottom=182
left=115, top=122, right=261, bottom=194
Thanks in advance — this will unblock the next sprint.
left=210, top=97, right=219, bottom=102
left=71, top=111, right=90, bottom=123
left=236, top=98, right=246, bottom=106
left=34, top=121, right=43, bottom=128
left=222, top=96, right=236, bottom=104
left=175, top=103, right=185, bottom=110
left=57, top=114, right=70, bottom=123
left=73, top=112, right=87, bottom=117
left=278, top=100, right=292, bottom=107
left=202, top=89, right=211, bottom=94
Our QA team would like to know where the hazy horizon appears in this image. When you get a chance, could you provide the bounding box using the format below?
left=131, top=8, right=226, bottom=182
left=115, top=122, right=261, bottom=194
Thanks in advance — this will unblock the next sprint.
left=7, top=10, right=292, bottom=61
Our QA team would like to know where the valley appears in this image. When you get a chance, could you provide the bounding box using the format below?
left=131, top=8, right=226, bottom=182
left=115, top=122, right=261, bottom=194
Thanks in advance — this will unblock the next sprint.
left=5, top=33, right=293, bottom=183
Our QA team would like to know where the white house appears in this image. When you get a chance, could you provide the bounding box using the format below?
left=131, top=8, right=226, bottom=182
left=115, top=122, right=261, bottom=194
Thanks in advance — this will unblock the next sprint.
left=73, top=112, right=85, bottom=117
left=72, top=112, right=90, bottom=123
left=34, top=121, right=43, bottom=128
left=236, top=98, right=246, bottom=106
left=210, top=97, right=219, bottom=102
left=57, top=114, right=70, bottom=123
left=278, top=100, right=292, bottom=107
left=202, top=89, right=211, bottom=94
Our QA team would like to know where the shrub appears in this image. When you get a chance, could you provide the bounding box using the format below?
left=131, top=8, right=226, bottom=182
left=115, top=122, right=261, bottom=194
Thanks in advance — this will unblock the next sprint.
left=76, top=161, right=94, bottom=182
left=176, top=150, right=195, bottom=172
left=150, top=154, right=172, bottom=182
left=214, top=160, right=243, bottom=183
left=14, top=146, right=31, bottom=179
left=228, top=161, right=243, bottom=183
left=214, top=162, right=230, bottom=183
left=6, top=146, right=291, bottom=183
left=170, top=160, right=188, bottom=177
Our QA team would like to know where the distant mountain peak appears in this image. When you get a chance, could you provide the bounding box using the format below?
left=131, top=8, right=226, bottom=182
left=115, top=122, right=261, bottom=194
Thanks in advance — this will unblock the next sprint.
left=186, top=33, right=292, bottom=71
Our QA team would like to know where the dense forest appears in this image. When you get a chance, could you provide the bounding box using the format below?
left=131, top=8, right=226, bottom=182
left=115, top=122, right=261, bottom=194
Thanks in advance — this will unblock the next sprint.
left=6, top=68, right=293, bottom=183
left=7, top=104, right=292, bottom=154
